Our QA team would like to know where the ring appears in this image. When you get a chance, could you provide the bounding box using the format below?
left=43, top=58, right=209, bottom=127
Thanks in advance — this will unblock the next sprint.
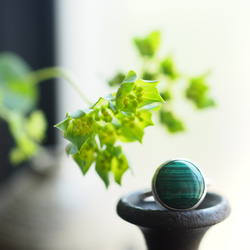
left=152, top=158, right=207, bottom=211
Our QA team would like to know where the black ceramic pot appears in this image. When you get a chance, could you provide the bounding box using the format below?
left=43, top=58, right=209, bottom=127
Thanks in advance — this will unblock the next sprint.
left=117, top=189, right=230, bottom=250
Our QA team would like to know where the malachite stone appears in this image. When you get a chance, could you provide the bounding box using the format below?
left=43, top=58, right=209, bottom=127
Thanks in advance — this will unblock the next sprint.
left=152, top=159, right=206, bottom=210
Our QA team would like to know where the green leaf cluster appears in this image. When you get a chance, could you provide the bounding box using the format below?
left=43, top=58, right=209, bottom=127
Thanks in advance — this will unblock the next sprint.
left=186, top=75, right=215, bottom=109
left=134, top=31, right=161, bottom=58
left=0, top=52, right=163, bottom=187
left=0, top=31, right=216, bottom=189
left=0, top=52, right=47, bottom=164
left=109, top=31, right=216, bottom=133
left=55, top=70, right=164, bottom=187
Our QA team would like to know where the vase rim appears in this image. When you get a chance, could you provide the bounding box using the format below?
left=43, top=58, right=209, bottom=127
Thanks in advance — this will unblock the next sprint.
left=117, top=189, right=231, bottom=229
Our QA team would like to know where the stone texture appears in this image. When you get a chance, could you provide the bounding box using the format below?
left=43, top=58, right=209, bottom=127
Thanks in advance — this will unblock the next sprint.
left=153, top=159, right=205, bottom=210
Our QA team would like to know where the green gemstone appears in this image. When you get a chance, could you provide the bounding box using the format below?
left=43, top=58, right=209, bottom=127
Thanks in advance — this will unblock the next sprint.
left=153, top=159, right=205, bottom=210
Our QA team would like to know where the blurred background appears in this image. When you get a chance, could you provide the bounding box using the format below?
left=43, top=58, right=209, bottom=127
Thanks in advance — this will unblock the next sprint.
left=0, top=0, right=249, bottom=249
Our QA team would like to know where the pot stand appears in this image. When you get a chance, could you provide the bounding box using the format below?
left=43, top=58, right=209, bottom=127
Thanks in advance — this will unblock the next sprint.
left=117, top=190, right=230, bottom=250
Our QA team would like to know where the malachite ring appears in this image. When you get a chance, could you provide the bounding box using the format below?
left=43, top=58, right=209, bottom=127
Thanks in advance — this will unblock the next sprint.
left=152, top=158, right=207, bottom=211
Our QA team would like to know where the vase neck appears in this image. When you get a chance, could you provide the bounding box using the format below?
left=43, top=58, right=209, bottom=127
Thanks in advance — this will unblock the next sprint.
left=140, top=226, right=210, bottom=250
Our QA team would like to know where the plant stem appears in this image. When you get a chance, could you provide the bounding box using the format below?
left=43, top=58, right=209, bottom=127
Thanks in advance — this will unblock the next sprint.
left=28, top=67, right=92, bottom=105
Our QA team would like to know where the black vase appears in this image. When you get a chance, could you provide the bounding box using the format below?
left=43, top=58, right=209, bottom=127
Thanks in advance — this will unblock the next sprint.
left=117, top=189, right=230, bottom=250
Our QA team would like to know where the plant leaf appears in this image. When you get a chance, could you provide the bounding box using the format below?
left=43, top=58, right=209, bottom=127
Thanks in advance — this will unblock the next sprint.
left=135, top=79, right=164, bottom=108
left=116, top=71, right=136, bottom=111
left=116, top=71, right=164, bottom=114
left=68, top=109, right=93, bottom=119
left=108, top=72, right=126, bottom=87
left=185, top=75, right=216, bottom=109
left=73, top=141, right=95, bottom=175
left=25, top=110, right=47, bottom=142
left=95, top=150, right=111, bottom=188
left=160, top=110, right=185, bottom=133
left=55, top=111, right=95, bottom=151
left=117, top=110, right=153, bottom=143
left=97, top=123, right=117, bottom=146
left=160, top=56, right=179, bottom=80
left=0, top=52, right=38, bottom=113
left=63, top=122, right=92, bottom=151
left=134, top=31, right=161, bottom=58
left=54, top=117, right=70, bottom=133
left=111, top=153, right=129, bottom=185
left=66, top=143, right=78, bottom=156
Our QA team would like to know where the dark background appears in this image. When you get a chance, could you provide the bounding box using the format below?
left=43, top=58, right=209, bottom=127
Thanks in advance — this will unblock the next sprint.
left=0, top=0, right=57, bottom=183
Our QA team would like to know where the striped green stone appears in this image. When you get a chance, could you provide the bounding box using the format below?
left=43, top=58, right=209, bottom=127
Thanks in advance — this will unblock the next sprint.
left=153, top=159, right=205, bottom=210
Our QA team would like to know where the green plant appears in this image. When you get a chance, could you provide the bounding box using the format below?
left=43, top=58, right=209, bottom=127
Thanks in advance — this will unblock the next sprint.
left=0, top=52, right=90, bottom=164
left=0, top=52, right=164, bottom=187
left=109, top=30, right=215, bottom=133
left=0, top=52, right=47, bottom=164
left=0, top=30, right=215, bottom=187
left=55, top=71, right=164, bottom=187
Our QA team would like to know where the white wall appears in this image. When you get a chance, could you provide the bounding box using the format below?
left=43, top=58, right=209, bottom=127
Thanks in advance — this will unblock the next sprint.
left=55, top=1, right=250, bottom=249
